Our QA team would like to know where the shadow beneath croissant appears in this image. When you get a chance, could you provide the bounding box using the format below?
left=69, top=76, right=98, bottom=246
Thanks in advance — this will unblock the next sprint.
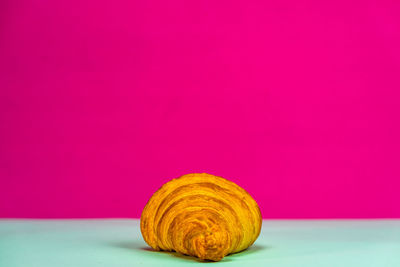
left=136, top=247, right=226, bottom=262
left=111, top=241, right=268, bottom=262
left=137, top=244, right=269, bottom=262
left=230, top=244, right=271, bottom=258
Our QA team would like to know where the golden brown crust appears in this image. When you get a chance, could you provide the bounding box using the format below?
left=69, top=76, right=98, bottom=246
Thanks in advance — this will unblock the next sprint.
left=140, top=173, right=262, bottom=261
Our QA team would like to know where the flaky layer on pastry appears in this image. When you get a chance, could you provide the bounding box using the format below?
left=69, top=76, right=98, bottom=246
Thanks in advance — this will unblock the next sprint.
left=140, top=173, right=262, bottom=261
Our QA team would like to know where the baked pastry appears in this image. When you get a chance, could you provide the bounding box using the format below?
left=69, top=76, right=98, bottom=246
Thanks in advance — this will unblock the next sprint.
left=140, top=173, right=262, bottom=261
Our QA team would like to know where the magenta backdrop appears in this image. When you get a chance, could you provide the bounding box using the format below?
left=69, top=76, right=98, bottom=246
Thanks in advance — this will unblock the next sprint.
left=1, top=0, right=400, bottom=218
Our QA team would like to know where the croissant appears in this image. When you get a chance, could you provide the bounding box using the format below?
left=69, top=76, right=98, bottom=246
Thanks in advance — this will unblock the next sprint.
left=140, top=173, right=262, bottom=261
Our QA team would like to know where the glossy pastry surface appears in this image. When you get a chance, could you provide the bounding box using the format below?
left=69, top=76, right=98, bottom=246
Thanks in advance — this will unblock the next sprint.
left=140, top=173, right=262, bottom=261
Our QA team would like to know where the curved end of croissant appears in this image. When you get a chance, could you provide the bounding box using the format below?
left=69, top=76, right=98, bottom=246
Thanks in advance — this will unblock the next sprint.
left=188, top=230, right=230, bottom=261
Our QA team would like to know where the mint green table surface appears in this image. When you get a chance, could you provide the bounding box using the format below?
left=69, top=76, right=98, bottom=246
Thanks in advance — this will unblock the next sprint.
left=1, top=219, right=399, bottom=267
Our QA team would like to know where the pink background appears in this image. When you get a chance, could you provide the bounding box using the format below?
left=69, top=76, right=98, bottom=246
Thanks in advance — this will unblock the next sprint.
left=1, top=0, right=400, bottom=218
